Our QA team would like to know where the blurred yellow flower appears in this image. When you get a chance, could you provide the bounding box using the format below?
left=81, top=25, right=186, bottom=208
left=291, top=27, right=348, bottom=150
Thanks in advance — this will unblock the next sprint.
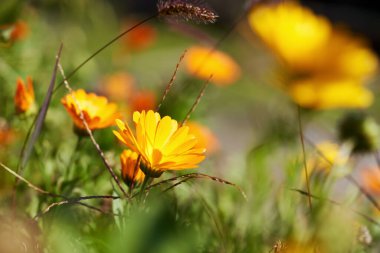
left=186, top=121, right=219, bottom=154
left=361, top=169, right=380, bottom=196
left=308, top=141, right=349, bottom=174
left=14, top=76, right=35, bottom=114
left=249, top=2, right=378, bottom=109
left=120, top=149, right=145, bottom=187
left=185, top=46, right=241, bottom=86
left=61, top=89, right=120, bottom=131
left=99, top=72, right=135, bottom=102
left=289, top=77, right=373, bottom=109
left=113, top=110, right=206, bottom=177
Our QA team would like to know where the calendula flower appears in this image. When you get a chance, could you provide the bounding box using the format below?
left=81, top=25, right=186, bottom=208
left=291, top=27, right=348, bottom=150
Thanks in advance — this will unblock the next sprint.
left=130, top=90, right=156, bottom=113
left=99, top=73, right=135, bottom=102
left=185, top=46, right=241, bottom=86
left=61, top=89, right=120, bottom=131
left=113, top=110, right=206, bottom=177
left=120, top=149, right=145, bottom=187
left=186, top=121, right=219, bottom=154
left=361, top=169, right=380, bottom=196
left=249, top=2, right=378, bottom=109
left=14, top=76, right=35, bottom=114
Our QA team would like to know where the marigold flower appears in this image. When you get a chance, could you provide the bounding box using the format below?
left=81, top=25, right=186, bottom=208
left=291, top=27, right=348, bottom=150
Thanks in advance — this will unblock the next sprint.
left=186, top=121, right=219, bottom=154
left=185, top=46, right=241, bottom=86
left=361, top=169, right=380, bottom=196
left=99, top=73, right=135, bottom=102
left=113, top=110, right=206, bottom=177
left=61, top=89, right=120, bottom=131
left=249, top=2, right=378, bottom=109
left=14, top=76, right=34, bottom=114
left=130, top=90, right=156, bottom=113
left=120, top=149, right=145, bottom=187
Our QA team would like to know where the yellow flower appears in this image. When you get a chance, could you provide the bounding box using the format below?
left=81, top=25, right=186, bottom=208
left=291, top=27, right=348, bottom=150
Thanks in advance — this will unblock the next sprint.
left=249, top=2, right=378, bottom=109
left=61, top=89, right=120, bottom=131
left=308, top=141, right=349, bottom=174
left=249, top=2, right=331, bottom=73
left=289, top=77, right=373, bottom=109
left=120, top=149, right=145, bottom=187
left=14, top=76, right=35, bottom=114
left=186, top=121, right=219, bottom=154
left=113, top=110, right=206, bottom=177
left=184, top=46, right=241, bottom=86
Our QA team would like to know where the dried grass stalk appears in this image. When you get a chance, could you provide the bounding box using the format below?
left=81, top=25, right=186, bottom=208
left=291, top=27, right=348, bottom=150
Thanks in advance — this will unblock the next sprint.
left=157, top=0, right=218, bottom=24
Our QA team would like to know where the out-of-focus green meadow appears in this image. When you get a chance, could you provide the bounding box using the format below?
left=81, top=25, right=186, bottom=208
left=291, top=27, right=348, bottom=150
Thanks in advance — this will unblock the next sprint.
left=1, top=0, right=380, bottom=252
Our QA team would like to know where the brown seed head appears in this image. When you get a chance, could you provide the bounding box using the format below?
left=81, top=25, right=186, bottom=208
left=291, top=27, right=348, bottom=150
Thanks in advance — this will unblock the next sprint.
left=157, top=0, right=218, bottom=24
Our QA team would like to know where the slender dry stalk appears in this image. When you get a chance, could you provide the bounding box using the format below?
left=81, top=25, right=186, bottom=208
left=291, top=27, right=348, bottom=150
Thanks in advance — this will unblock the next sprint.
left=181, top=76, right=211, bottom=125
left=304, top=137, right=380, bottom=213
left=136, top=172, right=247, bottom=200
left=156, top=50, right=187, bottom=111
left=292, top=188, right=380, bottom=227
left=34, top=195, right=119, bottom=220
left=57, top=62, right=129, bottom=199
left=157, top=0, right=218, bottom=23
left=297, top=106, right=312, bottom=211
left=1, top=162, right=56, bottom=197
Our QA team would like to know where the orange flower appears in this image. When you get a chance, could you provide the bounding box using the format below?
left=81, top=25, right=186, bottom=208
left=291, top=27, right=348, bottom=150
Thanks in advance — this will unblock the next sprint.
left=186, top=121, right=219, bottom=154
left=1, top=20, right=28, bottom=44
left=10, top=20, right=28, bottom=42
left=0, top=120, right=15, bottom=147
left=184, top=46, right=241, bottom=86
left=122, top=22, right=156, bottom=51
left=120, top=149, right=145, bottom=187
left=14, top=77, right=34, bottom=114
left=113, top=110, right=206, bottom=177
left=99, top=73, right=135, bottom=102
left=131, top=90, right=156, bottom=113
left=61, top=89, right=120, bottom=131
left=361, top=169, right=380, bottom=196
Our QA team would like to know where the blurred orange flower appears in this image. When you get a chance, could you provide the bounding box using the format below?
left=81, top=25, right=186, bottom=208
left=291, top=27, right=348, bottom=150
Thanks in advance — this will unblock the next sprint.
left=249, top=2, right=378, bottom=109
left=120, top=149, right=145, bottom=187
left=61, top=89, right=120, bottom=131
left=185, top=46, right=241, bottom=86
left=186, top=121, right=219, bottom=154
left=113, top=110, right=206, bottom=177
left=0, top=20, right=28, bottom=44
left=122, top=22, right=156, bottom=51
left=14, top=76, right=35, bottom=114
left=10, top=20, right=28, bottom=42
left=361, top=169, right=380, bottom=196
left=0, top=120, right=15, bottom=147
left=131, top=90, right=156, bottom=113
left=99, top=72, right=135, bottom=102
